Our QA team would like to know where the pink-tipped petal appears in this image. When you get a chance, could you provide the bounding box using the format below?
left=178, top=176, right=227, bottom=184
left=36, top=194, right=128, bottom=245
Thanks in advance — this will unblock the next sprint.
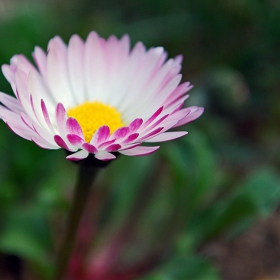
left=111, top=127, right=129, bottom=140
left=66, top=117, right=84, bottom=138
left=128, top=118, right=143, bottom=132
left=97, top=139, right=116, bottom=149
left=106, top=144, right=121, bottom=152
left=120, top=145, right=160, bottom=156
left=143, top=106, right=163, bottom=127
left=55, top=103, right=67, bottom=135
left=67, top=134, right=84, bottom=146
left=82, top=143, right=98, bottom=153
left=91, top=125, right=110, bottom=144
left=54, top=135, right=70, bottom=150
left=123, top=133, right=139, bottom=143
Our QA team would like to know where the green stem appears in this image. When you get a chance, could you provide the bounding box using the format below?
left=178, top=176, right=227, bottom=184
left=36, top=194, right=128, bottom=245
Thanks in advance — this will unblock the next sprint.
left=53, top=164, right=99, bottom=280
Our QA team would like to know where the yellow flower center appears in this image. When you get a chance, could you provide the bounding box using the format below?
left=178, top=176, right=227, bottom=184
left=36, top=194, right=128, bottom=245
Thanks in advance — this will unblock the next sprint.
left=67, top=101, right=124, bottom=142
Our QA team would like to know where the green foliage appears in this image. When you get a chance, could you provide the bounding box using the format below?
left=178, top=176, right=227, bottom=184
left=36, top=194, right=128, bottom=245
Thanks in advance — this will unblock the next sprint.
left=186, top=167, right=280, bottom=244
left=141, top=256, right=219, bottom=280
left=0, top=207, right=53, bottom=279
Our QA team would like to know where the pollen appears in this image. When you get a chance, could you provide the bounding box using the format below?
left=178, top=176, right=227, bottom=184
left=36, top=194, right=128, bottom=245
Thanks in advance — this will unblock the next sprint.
left=67, top=101, right=124, bottom=142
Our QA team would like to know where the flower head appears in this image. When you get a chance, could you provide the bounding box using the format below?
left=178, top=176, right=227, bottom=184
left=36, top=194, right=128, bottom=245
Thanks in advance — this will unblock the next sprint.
left=0, top=31, right=203, bottom=161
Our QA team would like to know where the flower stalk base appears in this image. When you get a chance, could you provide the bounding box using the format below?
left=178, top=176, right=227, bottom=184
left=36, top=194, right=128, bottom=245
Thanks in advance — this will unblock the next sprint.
left=53, top=164, right=99, bottom=280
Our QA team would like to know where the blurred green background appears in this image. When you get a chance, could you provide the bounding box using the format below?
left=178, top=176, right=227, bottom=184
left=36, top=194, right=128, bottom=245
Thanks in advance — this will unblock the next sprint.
left=0, top=0, right=280, bottom=279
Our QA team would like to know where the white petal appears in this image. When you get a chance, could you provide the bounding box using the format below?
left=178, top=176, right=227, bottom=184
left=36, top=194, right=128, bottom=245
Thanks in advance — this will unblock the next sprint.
left=0, top=91, right=22, bottom=112
left=119, top=145, right=160, bottom=156
left=14, top=69, right=37, bottom=122
left=174, top=107, right=204, bottom=127
left=145, top=131, right=187, bottom=142
left=46, top=36, right=75, bottom=107
left=32, top=135, right=59, bottom=149
left=14, top=55, right=37, bottom=75
left=28, top=72, right=55, bottom=129
left=123, top=74, right=182, bottom=123
left=68, top=34, right=86, bottom=104
left=109, top=41, right=145, bottom=109
left=33, top=46, right=48, bottom=81
left=66, top=150, right=89, bottom=161
left=95, top=150, right=116, bottom=160
left=2, top=65, right=16, bottom=93
left=84, top=31, right=107, bottom=102
left=119, top=47, right=167, bottom=119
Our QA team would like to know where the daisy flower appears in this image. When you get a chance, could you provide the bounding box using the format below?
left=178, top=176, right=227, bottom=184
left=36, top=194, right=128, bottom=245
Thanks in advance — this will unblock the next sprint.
left=0, top=31, right=203, bottom=161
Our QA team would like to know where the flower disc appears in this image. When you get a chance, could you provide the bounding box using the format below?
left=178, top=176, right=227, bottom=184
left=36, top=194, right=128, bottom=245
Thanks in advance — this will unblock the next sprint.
left=67, top=101, right=124, bottom=142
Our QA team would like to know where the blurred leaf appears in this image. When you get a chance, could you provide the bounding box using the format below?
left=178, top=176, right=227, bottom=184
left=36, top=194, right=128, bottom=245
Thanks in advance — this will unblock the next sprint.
left=234, top=167, right=280, bottom=216
left=140, top=255, right=220, bottom=280
left=180, top=129, right=219, bottom=213
left=187, top=167, right=280, bottom=243
left=0, top=207, right=52, bottom=278
left=161, top=126, right=221, bottom=218
left=193, top=195, right=258, bottom=241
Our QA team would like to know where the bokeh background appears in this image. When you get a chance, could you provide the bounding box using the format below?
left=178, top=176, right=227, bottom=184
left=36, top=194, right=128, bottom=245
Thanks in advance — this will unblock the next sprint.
left=0, top=0, right=280, bottom=279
